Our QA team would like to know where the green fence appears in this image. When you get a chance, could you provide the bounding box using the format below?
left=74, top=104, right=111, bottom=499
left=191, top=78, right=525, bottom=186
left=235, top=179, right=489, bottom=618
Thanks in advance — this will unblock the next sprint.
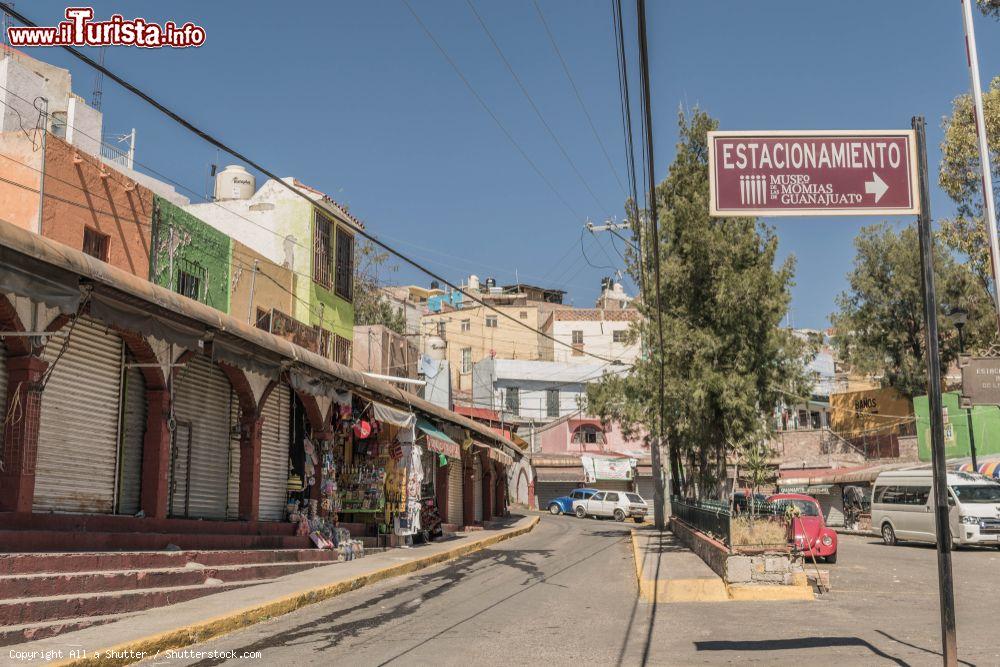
left=672, top=497, right=786, bottom=550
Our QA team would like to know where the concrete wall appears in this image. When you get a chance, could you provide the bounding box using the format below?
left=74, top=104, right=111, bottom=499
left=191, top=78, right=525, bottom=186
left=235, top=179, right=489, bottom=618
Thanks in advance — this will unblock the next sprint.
left=913, top=392, right=1000, bottom=462
left=352, top=325, right=418, bottom=379
left=770, top=429, right=868, bottom=470
left=230, top=240, right=294, bottom=326
left=152, top=196, right=231, bottom=312
left=0, top=131, right=43, bottom=232
left=40, top=134, right=152, bottom=278
left=537, top=417, right=646, bottom=456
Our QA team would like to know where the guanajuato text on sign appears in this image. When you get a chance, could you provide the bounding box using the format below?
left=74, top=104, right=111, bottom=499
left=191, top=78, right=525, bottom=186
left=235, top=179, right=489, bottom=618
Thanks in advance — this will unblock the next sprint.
left=707, top=130, right=920, bottom=217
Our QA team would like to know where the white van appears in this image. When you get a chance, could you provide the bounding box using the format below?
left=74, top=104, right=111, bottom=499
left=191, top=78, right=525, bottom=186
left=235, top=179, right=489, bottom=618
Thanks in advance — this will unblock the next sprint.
left=872, top=470, right=1000, bottom=547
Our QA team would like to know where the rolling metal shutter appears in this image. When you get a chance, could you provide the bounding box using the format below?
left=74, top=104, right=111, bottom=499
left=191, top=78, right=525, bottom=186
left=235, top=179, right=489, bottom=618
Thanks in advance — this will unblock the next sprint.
left=226, top=392, right=241, bottom=520
left=0, top=341, right=7, bottom=433
left=172, top=355, right=231, bottom=519
left=447, top=459, right=463, bottom=526
left=259, top=384, right=291, bottom=521
left=35, top=318, right=123, bottom=513
left=116, top=363, right=146, bottom=515
left=635, top=476, right=656, bottom=504
left=536, top=482, right=581, bottom=510
left=599, top=480, right=633, bottom=494
left=473, top=456, right=483, bottom=523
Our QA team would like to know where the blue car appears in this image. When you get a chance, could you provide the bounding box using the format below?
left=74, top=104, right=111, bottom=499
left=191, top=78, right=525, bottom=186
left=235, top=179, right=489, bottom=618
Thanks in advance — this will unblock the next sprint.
left=547, top=488, right=598, bottom=515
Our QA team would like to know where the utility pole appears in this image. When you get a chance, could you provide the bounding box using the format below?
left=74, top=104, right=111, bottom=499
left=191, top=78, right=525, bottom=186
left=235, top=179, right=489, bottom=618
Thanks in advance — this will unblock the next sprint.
left=914, top=116, right=959, bottom=667
left=636, top=0, right=670, bottom=528
left=959, top=0, right=1000, bottom=332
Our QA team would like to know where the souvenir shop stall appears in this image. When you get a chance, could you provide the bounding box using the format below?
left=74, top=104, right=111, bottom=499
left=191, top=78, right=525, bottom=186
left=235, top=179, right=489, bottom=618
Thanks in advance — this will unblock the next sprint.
left=308, top=395, right=428, bottom=549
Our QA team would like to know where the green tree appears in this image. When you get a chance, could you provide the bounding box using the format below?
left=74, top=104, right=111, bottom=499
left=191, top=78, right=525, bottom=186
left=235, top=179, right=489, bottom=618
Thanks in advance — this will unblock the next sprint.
left=831, top=223, right=989, bottom=398
left=979, top=0, right=1000, bottom=19
left=938, top=75, right=1000, bottom=310
left=353, top=241, right=407, bottom=334
left=585, top=109, right=809, bottom=499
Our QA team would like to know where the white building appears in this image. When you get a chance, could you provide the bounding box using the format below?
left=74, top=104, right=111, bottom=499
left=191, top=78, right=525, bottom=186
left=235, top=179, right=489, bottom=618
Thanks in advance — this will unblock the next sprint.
left=549, top=307, right=641, bottom=365
left=0, top=47, right=103, bottom=157
left=471, top=358, right=629, bottom=423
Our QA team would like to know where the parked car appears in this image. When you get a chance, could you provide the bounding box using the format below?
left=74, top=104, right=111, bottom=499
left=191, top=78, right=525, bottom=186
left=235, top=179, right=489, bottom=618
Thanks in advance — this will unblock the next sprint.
left=767, top=493, right=838, bottom=563
left=872, top=470, right=1000, bottom=548
left=573, top=490, right=648, bottom=522
left=547, top=488, right=598, bottom=515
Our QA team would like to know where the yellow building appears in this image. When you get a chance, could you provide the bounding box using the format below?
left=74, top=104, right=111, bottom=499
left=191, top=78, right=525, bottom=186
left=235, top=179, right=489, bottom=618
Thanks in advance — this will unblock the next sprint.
left=422, top=303, right=554, bottom=394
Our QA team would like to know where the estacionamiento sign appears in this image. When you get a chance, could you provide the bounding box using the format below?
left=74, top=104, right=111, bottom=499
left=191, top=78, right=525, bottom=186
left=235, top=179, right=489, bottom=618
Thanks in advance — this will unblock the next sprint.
left=959, top=355, right=1000, bottom=407
left=708, top=130, right=920, bottom=217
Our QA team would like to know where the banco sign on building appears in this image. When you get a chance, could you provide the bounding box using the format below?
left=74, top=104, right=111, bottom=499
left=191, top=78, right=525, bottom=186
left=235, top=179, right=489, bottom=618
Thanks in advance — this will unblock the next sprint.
left=708, top=130, right=919, bottom=217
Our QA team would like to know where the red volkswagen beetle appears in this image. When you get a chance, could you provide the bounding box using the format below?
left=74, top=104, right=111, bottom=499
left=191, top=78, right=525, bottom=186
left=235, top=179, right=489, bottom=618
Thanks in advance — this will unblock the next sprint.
left=766, top=493, right=838, bottom=564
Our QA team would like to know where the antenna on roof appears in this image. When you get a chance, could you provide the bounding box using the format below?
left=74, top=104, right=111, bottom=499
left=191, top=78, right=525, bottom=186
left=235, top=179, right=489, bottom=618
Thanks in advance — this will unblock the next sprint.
left=91, top=46, right=106, bottom=111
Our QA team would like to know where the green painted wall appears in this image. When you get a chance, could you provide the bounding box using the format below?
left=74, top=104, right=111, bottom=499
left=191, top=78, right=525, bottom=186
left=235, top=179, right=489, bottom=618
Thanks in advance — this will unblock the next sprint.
left=309, top=280, right=354, bottom=341
left=152, top=196, right=231, bottom=313
left=913, top=391, right=1000, bottom=462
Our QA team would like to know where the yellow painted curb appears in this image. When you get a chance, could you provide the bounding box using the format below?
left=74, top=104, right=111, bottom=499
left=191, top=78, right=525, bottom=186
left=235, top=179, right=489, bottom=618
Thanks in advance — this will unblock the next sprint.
left=630, top=529, right=814, bottom=604
left=630, top=529, right=729, bottom=603
left=53, top=516, right=541, bottom=667
left=726, top=582, right=815, bottom=602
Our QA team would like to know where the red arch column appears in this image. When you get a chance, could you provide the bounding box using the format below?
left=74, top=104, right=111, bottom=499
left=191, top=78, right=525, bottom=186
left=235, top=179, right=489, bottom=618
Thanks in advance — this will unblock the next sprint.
left=462, top=451, right=475, bottom=526
left=483, top=452, right=495, bottom=523
left=220, top=362, right=275, bottom=523
left=0, top=354, right=48, bottom=512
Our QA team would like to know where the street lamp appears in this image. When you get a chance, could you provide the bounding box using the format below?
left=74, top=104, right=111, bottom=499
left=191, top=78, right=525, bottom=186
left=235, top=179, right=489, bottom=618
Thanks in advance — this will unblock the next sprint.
left=948, top=306, right=978, bottom=472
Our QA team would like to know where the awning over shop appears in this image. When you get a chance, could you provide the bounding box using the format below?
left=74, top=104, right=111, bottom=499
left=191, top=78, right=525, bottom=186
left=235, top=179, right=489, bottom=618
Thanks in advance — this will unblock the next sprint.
left=534, top=467, right=586, bottom=483
left=958, top=460, right=1000, bottom=479
left=477, top=443, right=513, bottom=467
left=418, top=418, right=461, bottom=459
left=0, top=218, right=523, bottom=461
left=636, top=465, right=653, bottom=477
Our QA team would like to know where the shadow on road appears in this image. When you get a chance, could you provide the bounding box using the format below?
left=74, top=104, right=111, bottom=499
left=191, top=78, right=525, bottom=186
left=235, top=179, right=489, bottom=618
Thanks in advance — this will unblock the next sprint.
left=694, top=636, right=908, bottom=666
left=186, top=546, right=554, bottom=667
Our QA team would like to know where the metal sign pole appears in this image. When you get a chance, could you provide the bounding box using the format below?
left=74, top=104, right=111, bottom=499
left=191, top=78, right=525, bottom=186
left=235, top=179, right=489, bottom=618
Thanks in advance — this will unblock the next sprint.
left=913, top=115, right=959, bottom=667
left=960, top=0, right=1000, bottom=331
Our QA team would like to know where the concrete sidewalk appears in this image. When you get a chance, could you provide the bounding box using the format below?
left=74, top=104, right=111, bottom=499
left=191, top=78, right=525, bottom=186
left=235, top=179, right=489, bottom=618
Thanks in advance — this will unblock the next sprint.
left=630, top=527, right=814, bottom=603
left=630, top=527, right=729, bottom=602
left=5, top=516, right=539, bottom=667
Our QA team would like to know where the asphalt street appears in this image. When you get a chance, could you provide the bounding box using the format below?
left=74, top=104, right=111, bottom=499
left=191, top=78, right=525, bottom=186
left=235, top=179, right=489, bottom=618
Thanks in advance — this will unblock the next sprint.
left=142, top=515, right=1000, bottom=667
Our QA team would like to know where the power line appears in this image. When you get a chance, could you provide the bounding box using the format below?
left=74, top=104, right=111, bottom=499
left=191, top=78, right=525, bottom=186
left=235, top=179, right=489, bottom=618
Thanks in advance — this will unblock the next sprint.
left=400, top=0, right=584, bottom=223
left=636, top=0, right=668, bottom=527
left=0, top=8, right=620, bottom=363
left=465, top=0, right=613, bottom=218
left=532, top=0, right=628, bottom=200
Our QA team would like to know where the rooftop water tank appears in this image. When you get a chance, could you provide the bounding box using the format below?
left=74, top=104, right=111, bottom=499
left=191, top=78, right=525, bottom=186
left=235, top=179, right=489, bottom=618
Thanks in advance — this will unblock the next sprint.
left=215, top=165, right=255, bottom=201
left=468, top=275, right=480, bottom=291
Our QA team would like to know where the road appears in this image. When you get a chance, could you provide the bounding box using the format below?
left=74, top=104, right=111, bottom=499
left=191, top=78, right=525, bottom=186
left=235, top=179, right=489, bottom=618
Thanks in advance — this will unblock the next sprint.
left=145, top=516, right=1000, bottom=666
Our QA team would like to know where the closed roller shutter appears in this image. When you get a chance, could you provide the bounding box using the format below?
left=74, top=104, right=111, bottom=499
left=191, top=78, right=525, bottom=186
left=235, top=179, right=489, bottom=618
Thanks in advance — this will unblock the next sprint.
left=116, top=363, right=146, bottom=515
left=599, top=480, right=633, bottom=494
left=227, top=392, right=241, bottom=520
left=172, top=355, right=231, bottom=519
left=35, top=318, right=123, bottom=513
left=259, top=384, right=290, bottom=521
left=446, top=459, right=463, bottom=526
left=635, top=476, right=655, bottom=504
left=536, top=481, right=582, bottom=510
left=473, top=456, right=483, bottom=523
left=0, top=341, right=7, bottom=425
left=814, top=486, right=846, bottom=527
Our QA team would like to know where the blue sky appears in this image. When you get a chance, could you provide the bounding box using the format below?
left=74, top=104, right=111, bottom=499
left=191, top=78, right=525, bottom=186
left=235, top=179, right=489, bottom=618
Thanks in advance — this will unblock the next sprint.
left=16, top=1, right=1000, bottom=328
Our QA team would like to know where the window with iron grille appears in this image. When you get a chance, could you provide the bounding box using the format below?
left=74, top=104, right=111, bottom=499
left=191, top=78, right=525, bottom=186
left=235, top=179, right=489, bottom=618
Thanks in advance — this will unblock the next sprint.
left=319, top=328, right=332, bottom=358
left=335, top=227, right=354, bottom=301
left=612, top=329, right=627, bottom=343
left=485, top=316, right=498, bottom=328
left=82, top=227, right=110, bottom=261
left=313, top=211, right=333, bottom=288
left=546, top=389, right=559, bottom=417
left=460, top=319, right=470, bottom=332
left=505, top=387, right=520, bottom=416
left=334, top=334, right=352, bottom=366
left=175, top=259, right=205, bottom=302
left=461, top=347, right=472, bottom=374
left=571, top=330, right=584, bottom=344
left=255, top=307, right=272, bottom=332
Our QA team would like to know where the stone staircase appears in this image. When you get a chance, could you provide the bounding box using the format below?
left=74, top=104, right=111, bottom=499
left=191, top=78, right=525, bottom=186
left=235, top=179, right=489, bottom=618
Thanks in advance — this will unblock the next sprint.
left=0, top=548, right=345, bottom=646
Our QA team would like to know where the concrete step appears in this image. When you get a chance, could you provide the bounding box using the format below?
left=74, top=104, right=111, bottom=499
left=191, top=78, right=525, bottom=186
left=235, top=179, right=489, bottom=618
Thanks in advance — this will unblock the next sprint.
left=0, top=512, right=296, bottom=536
left=0, top=611, right=139, bottom=647
left=0, top=530, right=312, bottom=553
left=0, top=560, right=338, bottom=599
left=0, top=548, right=342, bottom=575
left=0, top=580, right=270, bottom=625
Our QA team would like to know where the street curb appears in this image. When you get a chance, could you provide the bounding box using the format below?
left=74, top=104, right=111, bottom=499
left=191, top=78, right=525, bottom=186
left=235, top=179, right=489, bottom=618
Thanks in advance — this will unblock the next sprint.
left=629, top=528, right=813, bottom=603
left=53, top=516, right=541, bottom=667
